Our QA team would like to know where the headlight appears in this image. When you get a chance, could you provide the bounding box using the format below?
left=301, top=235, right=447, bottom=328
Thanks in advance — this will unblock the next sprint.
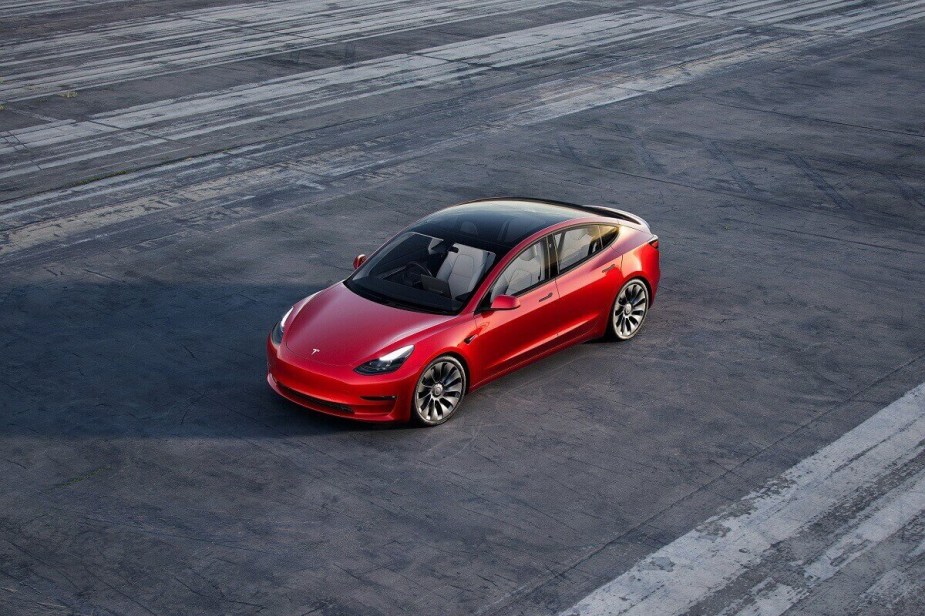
left=355, top=345, right=414, bottom=375
left=270, top=306, right=293, bottom=345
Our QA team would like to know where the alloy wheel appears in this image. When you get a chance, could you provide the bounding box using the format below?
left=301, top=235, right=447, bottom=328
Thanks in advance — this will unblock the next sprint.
left=414, top=358, right=465, bottom=425
left=612, top=279, right=648, bottom=340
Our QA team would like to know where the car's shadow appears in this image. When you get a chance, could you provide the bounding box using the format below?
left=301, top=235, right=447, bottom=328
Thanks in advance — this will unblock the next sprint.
left=0, top=279, right=419, bottom=438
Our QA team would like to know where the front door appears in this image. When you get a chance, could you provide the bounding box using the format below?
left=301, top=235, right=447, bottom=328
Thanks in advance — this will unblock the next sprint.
left=470, top=238, right=560, bottom=379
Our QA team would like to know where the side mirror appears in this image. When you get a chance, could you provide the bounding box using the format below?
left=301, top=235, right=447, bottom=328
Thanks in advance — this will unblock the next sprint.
left=353, top=254, right=367, bottom=269
left=489, top=295, right=520, bottom=311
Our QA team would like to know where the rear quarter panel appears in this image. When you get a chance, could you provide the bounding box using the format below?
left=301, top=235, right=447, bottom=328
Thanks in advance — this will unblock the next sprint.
left=617, top=228, right=660, bottom=305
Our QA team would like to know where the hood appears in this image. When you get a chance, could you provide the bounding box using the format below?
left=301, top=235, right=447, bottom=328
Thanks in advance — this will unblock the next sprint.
left=285, top=283, right=452, bottom=366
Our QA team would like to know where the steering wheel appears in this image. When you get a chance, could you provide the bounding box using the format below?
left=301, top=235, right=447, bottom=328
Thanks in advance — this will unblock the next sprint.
left=401, top=261, right=431, bottom=285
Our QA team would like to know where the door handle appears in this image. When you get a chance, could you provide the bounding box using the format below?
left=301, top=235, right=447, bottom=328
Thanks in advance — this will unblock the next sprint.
left=538, top=292, right=553, bottom=302
left=602, top=263, right=616, bottom=273
left=464, top=325, right=484, bottom=344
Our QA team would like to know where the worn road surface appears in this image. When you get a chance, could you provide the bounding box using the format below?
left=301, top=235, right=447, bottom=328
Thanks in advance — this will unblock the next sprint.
left=1, top=1, right=924, bottom=614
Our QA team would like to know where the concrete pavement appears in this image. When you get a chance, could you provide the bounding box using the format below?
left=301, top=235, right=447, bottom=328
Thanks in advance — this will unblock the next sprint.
left=1, top=1, right=923, bottom=614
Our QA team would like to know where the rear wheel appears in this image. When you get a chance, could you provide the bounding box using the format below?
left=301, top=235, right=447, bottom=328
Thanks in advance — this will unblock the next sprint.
left=608, top=278, right=649, bottom=341
left=412, top=356, right=466, bottom=426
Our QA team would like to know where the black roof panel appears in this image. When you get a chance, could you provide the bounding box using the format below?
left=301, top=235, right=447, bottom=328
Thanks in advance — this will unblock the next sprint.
left=410, top=199, right=584, bottom=256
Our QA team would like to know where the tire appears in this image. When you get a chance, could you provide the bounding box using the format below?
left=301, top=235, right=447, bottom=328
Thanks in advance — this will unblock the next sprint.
left=607, top=278, right=649, bottom=341
left=411, top=355, right=467, bottom=426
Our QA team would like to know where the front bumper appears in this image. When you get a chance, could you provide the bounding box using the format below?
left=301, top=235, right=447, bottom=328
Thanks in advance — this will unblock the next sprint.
left=266, top=336, right=416, bottom=423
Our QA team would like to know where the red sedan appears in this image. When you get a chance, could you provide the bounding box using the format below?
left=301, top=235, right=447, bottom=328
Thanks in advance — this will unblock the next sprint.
left=267, top=198, right=660, bottom=426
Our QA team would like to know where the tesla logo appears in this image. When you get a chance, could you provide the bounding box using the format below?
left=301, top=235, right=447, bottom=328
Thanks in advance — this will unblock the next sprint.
left=312, top=348, right=320, bottom=355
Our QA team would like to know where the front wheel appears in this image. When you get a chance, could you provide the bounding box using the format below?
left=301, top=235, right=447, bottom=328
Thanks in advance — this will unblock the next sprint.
left=608, top=278, right=649, bottom=341
left=411, top=356, right=466, bottom=426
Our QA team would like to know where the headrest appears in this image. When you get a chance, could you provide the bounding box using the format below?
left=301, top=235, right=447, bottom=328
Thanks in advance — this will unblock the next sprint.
left=518, top=244, right=537, bottom=261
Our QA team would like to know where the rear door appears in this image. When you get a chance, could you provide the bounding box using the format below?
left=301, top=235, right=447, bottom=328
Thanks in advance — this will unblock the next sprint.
left=550, top=224, right=622, bottom=342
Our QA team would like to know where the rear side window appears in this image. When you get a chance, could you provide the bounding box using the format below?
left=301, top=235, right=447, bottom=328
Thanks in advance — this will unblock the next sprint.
left=598, top=224, right=618, bottom=249
left=551, top=225, right=619, bottom=273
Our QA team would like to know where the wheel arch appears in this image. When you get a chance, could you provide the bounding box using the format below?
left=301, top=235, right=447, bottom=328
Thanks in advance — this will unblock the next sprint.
left=633, top=273, right=653, bottom=298
left=441, top=351, right=471, bottom=393
left=415, top=347, right=472, bottom=394
left=620, top=271, right=654, bottom=306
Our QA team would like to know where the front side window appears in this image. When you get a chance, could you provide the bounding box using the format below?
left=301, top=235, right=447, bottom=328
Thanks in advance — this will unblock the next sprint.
left=552, top=225, right=618, bottom=273
left=346, top=232, right=496, bottom=314
left=488, top=239, right=551, bottom=301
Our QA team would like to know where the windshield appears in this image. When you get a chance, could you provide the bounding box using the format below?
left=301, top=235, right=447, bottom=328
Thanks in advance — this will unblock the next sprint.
left=346, top=232, right=497, bottom=314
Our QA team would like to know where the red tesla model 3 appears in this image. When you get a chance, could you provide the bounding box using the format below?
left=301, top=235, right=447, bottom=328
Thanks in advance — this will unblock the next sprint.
left=267, top=198, right=659, bottom=426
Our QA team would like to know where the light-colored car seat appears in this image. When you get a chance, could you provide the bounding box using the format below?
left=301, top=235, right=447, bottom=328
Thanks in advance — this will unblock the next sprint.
left=558, top=227, right=593, bottom=271
left=491, top=243, right=543, bottom=299
left=437, top=244, right=488, bottom=299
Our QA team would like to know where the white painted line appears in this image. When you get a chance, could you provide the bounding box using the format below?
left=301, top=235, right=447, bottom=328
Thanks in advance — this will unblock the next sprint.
left=561, top=383, right=925, bottom=616
left=0, top=0, right=562, bottom=101
left=859, top=569, right=919, bottom=611
left=724, top=466, right=925, bottom=616
left=850, top=5, right=925, bottom=33
left=0, top=10, right=703, bottom=174
left=805, top=1, right=925, bottom=31
left=0, top=0, right=126, bottom=18
left=665, top=0, right=925, bottom=33
left=750, top=0, right=865, bottom=24
left=706, top=0, right=782, bottom=17
left=804, top=469, right=925, bottom=582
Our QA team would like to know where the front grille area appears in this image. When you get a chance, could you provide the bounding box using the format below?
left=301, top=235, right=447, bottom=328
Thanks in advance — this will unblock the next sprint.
left=277, top=382, right=353, bottom=414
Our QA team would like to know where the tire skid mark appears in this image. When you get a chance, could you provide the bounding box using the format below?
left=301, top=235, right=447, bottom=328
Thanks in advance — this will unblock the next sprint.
left=787, top=153, right=854, bottom=209
left=884, top=171, right=925, bottom=208
left=613, top=123, right=667, bottom=175
left=701, top=137, right=762, bottom=199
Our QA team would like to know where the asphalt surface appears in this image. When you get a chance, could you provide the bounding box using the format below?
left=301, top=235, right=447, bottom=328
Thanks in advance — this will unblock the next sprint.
left=1, top=1, right=924, bottom=615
